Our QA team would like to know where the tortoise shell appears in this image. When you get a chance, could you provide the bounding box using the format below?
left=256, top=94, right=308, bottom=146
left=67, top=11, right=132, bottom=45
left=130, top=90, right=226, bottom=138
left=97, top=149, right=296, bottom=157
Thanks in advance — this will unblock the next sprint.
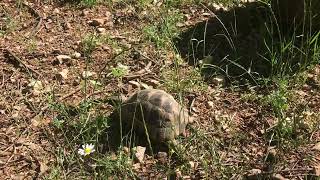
left=118, top=89, right=193, bottom=143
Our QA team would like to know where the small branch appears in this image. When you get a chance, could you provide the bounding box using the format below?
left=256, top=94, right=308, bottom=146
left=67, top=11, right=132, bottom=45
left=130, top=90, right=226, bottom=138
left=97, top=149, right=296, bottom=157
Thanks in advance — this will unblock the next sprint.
left=249, top=168, right=314, bottom=176
left=98, top=47, right=133, bottom=78
left=4, top=49, right=41, bottom=78
left=22, top=2, right=43, bottom=35
left=133, top=48, right=158, bottom=65
left=32, top=86, right=82, bottom=118
left=124, top=72, right=151, bottom=81
left=124, top=61, right=152, bottom=80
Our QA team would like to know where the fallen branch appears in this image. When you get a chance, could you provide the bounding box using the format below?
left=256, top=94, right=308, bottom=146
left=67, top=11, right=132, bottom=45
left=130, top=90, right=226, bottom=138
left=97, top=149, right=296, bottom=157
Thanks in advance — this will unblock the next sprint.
left=98, top=47, right=133, bottom=78
left=22, top=2, right=43, bottom=35
left=4, top=49, right=41, bottom=78
left=32, top=86, right=82, bottom=118
left=133, top=48, right=158, bottom=65
left=247, top=168, right=314, bottom=177
left=124, top=61, right=152, bottom=80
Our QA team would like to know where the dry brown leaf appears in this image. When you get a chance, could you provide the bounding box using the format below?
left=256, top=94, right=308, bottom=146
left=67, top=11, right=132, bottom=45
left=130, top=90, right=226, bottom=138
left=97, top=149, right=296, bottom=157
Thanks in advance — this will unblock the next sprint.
left=133, top=146, right=146, bottom=163
left=313, top=142, right=320, bottom=151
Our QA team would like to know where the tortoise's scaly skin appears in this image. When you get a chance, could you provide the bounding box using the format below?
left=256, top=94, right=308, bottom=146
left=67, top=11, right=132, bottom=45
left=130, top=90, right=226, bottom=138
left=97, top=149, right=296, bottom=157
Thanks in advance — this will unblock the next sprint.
left=119, top=89, right=193, bottom=143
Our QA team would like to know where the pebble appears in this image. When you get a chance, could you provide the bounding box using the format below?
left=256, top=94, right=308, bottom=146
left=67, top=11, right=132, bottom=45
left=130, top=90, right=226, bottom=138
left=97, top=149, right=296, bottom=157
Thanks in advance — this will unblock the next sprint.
left=206, top=101, right=214, bottom=109
left=72, top=52, right=81, bottom=59
left=97, top=27, right=106, bottom=34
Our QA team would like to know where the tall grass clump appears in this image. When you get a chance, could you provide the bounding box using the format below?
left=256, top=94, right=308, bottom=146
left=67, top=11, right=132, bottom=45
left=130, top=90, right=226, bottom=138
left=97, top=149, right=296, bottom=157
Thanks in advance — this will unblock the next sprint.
left=262, top=0, right=320, bottom=81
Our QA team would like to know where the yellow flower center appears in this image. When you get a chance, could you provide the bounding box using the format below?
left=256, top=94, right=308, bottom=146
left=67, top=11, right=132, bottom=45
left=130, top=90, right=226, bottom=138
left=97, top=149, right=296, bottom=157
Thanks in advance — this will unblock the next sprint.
left=84, top=147, right=91, bottom=155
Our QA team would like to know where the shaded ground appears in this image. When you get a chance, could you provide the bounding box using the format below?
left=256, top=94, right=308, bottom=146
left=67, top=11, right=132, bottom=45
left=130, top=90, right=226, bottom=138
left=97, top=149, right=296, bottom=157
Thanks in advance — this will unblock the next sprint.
left=175, top=1, right=272, bottom=83
left=0, top=0, right=320, bottom=179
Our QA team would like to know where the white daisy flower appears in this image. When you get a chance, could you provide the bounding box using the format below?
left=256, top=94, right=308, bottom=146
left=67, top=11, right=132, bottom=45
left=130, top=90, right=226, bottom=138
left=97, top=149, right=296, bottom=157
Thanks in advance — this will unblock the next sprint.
left=78, top=144, right=95, bottom=156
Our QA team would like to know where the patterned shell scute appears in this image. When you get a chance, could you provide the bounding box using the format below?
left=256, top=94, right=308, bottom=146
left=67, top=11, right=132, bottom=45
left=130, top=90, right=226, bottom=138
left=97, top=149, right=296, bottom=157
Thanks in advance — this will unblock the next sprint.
left=120, top=89, right=192, bottom=142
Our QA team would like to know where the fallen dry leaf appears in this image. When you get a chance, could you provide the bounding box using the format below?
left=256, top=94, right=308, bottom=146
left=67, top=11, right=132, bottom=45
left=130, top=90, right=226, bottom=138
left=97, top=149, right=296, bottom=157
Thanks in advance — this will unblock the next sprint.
left=313, top=142, right=320, bottom=151
left=133, top=146, right=146, bottom=163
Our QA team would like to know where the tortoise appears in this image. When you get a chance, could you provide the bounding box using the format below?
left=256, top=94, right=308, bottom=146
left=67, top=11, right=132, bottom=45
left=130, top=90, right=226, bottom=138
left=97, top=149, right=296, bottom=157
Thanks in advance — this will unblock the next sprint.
left=113, top=89, right=194, bottom=144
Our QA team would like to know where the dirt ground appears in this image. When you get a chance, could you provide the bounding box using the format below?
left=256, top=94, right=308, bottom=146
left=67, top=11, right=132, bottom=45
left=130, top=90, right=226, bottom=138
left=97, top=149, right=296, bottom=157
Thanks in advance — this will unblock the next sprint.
left=1, top=0, right=320, bottom=179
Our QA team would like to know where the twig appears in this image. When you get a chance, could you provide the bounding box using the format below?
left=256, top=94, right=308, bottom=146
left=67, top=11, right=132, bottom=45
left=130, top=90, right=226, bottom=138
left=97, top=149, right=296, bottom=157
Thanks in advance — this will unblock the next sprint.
left=32, top=86, right=82, bottom=118
left=98, top=47, right=133, bottom=78
left=252, top=168, right=314, bottom=176
left=124, top=72, right=151, bottom=81
left=4, top=49, right=41, bottom=78
left=84, top=90, right=103, bottom=99
left=22, top=2, right=43, bottom=35
left=136, top=61, right=152, bottom=74
left=133, top=48, right=158, bottom=65
left=124, top=61, right=152, bottom=80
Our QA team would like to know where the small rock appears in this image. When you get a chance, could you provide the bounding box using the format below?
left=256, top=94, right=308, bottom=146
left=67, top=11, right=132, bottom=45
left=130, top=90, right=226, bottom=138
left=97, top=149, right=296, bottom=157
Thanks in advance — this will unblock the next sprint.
left=56, top=55, right=71, bottom=64
left=205, top=101, right=214, bottom=109
left=133, top=146, right=146, bottom=163
left=97, top=27, right=106, bottom=34
left=88, top=18, right=105, bottom=26
left=81, top=71, right=96, bottom=79
left=72, top=52, right=81, bottom=59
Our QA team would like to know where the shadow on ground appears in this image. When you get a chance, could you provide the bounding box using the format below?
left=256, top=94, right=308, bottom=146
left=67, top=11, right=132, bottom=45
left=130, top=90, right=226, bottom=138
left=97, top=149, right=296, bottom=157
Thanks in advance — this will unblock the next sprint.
left=175, top=2, right=274, bottom=84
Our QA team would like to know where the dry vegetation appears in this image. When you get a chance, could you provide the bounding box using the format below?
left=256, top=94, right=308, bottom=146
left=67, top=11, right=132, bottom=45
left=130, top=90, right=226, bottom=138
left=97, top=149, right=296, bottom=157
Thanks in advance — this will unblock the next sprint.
left=1, top=0, right=320, bottom=179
